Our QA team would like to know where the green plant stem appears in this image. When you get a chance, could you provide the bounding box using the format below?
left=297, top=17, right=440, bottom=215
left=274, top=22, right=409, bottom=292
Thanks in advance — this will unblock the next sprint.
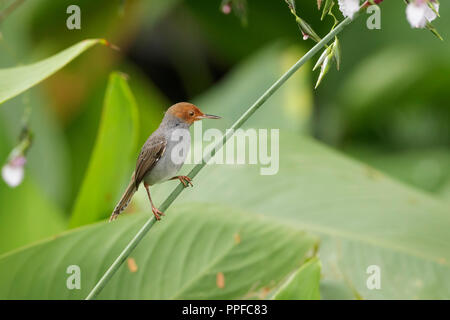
left=85, top=14, right=355, bottom=300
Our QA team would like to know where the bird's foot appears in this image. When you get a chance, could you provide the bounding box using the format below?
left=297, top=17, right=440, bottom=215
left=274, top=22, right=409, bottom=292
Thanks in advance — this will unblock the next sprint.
left=171, top=175, right=193, bottom=188
left=152, top=207, right=165, bottom=220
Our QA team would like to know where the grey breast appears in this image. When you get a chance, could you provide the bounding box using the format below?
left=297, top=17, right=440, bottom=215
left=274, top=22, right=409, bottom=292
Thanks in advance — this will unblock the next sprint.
left=144, top=118, right=191, bottom=185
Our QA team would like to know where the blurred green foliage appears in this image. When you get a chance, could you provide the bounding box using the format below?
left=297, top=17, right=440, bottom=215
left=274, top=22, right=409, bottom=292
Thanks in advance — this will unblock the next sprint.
left=0, top=0, right=449, bottom=299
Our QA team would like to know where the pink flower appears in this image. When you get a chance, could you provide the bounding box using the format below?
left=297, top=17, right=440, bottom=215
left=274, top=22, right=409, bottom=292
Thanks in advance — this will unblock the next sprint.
left=302, top=31, right=310, bottom=40
left=222, top=3, right=232, bottom=15
left=406, top=0, right=439, bottom=29
left=2, top=155, right=26, bottom=188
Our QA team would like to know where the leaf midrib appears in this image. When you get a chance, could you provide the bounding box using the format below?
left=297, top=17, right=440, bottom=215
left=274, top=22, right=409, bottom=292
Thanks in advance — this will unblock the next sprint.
left=275, top=216, right=450, bottom=267
left=168, top=214, right=309, bottom=299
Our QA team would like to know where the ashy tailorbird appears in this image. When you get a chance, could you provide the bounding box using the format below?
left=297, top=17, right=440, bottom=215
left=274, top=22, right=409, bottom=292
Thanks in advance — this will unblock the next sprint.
left=109, top=102, right=220, bottom=222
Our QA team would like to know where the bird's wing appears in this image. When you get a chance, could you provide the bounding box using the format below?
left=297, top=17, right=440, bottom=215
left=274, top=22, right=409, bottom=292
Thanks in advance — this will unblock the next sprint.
left=134, top=136, right=167, bottom=188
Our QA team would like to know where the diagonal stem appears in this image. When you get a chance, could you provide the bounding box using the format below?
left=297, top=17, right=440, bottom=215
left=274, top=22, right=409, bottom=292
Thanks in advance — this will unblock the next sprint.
left=86, top=13, right=357, bottom=300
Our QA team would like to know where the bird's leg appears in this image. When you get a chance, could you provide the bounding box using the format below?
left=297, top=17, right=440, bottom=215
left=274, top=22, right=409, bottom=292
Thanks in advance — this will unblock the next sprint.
left=170, top=175, right=193, bottom=187
left=144, top=183, right=164, bottom=220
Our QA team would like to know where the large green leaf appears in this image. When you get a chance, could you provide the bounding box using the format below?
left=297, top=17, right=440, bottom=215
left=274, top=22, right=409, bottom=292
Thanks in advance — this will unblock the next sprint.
left=344, top=146, right=450, bottom=195
left=145, top=132, right=450, bottom=299
left=0, top=203, right=316, bottom=299
left=0, top=179, right=67, bottom=254
left=273, top=257, right=321, bottom=300
left=69, top=72, right=139, bottom=228
left=0, top=39, right=105, bottom=105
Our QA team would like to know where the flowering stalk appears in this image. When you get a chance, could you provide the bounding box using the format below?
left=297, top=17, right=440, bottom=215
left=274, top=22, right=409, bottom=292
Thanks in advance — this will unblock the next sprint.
left=405, top=0, right=442, bottom=40
left=85, top=10, right=359, bottom=300
left=285, top=0, right=322, bottom=42
left=1, top=98, right=33, bottom=188
left=313, top=0, right=344, bottom=88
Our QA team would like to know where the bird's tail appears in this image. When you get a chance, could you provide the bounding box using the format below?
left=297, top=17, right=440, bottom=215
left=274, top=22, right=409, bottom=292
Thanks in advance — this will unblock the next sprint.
left=109, top=179, right=137, bottom=222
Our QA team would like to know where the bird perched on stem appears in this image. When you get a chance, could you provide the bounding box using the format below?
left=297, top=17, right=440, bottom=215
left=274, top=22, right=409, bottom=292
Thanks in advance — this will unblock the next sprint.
left=109, top=102, right=220, bottom=222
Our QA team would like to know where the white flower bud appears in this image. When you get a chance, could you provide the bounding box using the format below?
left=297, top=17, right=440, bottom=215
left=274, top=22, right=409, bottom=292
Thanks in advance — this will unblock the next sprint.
left=338, top=0, right=361, bottom=19
left=406, top=0, right=439, bottom=29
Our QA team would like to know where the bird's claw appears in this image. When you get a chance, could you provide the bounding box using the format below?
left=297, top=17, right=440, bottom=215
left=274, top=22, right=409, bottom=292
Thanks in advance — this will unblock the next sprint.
left=152, top=207, right=165, bottom=220
left=178, top=176, right=193, bottom=188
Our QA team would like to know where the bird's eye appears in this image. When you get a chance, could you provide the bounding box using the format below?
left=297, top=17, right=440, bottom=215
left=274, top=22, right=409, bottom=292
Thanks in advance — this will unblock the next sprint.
left=189, top=111, right=194, bottom=116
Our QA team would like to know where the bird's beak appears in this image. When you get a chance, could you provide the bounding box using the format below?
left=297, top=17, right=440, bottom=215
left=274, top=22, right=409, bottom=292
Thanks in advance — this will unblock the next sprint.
left=197, top=114, right=221, bottom=120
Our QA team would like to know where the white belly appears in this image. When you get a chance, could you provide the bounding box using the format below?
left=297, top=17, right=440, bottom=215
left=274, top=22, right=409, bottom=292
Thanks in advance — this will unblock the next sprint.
left=143, top=128, right=190, bottom=185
